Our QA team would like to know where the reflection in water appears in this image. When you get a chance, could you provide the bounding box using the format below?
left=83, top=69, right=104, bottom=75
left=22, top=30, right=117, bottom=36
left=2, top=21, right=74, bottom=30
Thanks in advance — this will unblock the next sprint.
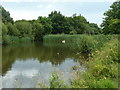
left=2, top=43, right=86, bottom=88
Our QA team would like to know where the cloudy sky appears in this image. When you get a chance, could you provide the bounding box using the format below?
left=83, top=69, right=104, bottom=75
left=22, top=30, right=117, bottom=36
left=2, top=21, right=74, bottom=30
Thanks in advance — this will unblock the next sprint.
left=1, top=0, right=117, bottom=25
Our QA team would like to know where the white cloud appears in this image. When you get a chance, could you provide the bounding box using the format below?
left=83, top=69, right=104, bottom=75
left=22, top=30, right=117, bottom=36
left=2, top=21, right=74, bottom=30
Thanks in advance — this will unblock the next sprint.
left=10, top=10, right=39, bottom=20
left=46, top=4, right=52, bottom=8
left=83, top=12, right=104, bottom=26
left=36, top=4, right=44, bottom=8
left=9, top=9, right=54, bottom=21
left=36, top=4, right=53, bottom=9
left=1, top=0, right=117, bottom=2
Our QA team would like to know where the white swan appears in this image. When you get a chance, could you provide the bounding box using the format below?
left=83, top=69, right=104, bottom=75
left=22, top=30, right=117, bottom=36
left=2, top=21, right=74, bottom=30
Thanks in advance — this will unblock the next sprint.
left=62, top=40, right=65, bottom=43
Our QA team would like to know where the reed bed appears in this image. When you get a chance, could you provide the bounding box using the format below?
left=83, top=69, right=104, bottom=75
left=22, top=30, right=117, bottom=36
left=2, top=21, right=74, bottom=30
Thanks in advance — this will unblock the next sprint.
left=43, top=34, right=117, bottom=54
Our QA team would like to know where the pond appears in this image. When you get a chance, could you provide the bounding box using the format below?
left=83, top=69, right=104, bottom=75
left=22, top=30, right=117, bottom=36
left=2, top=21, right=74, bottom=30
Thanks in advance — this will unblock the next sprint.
left=2, top=42, right=87, bottom=88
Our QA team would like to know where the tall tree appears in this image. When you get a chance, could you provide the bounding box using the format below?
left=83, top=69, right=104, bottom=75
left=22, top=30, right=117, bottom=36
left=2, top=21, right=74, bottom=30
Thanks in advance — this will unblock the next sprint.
left=70, top=14, right=90, bottom=34
left=49, top=11, right=67, bottom=34
left=101, top=1, right=120, bottom=34
left=32, top=22, right=44, bottom=41
left=37, top=16, right=52, bottom=35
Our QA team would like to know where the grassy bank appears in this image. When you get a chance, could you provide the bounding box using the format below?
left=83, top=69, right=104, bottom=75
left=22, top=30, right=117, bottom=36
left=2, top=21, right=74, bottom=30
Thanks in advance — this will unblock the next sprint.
left=2, top=36, right=33, bottom=45
left=42, top=34, right=119, bottom=88
left=43, top=34, right=114, bottom=44
left=69, top=37, right=118, bottom=88
left=43, top=34, right=117, bottom=54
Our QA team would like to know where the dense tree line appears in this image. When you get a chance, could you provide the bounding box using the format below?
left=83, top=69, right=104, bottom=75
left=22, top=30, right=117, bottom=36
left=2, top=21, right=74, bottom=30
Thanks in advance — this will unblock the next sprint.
left=0, top=1, right=119, bottom=44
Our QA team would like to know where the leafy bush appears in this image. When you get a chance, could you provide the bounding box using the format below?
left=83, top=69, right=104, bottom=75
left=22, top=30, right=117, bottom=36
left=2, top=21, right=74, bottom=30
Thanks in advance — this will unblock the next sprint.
left=76, top=35, right=96, bottom=54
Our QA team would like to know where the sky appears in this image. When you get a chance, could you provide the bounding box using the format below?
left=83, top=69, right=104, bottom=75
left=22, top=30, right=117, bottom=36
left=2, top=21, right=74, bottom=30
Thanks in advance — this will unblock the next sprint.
left=1, top=0, right=117, bottom=26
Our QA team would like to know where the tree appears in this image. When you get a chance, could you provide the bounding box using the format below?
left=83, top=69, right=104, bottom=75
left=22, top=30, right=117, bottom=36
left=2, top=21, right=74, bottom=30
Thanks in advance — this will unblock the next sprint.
left=70, top=14, right=89, bottom=34
left=101, top=1, right=120, bottom=34
left=89, top=23, right=100, bottom=34
left=15, top=21, right=33, bottom=37
left=37, top=16, right=52, bottom=35
left=32, top=22, right=44, bottom=41
left=49, top=11, right=67, bottom=34
left=7, top=23, right=20, bottom=36
left=2, top=22, right=11, bottom=44
left=2, top=22, right=8, bottom=35
left=1, top=6, right=14, bottom=24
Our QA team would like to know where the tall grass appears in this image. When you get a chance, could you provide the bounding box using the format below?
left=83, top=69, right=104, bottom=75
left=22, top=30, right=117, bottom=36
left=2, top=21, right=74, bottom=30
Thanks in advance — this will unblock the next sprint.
left=2, top=36, right=33, bottom=45
left=43, top=34, right=117, bottom=54
left=44, top=34, right=82, bottom=44
left=43, top=34, right=114, bottom=44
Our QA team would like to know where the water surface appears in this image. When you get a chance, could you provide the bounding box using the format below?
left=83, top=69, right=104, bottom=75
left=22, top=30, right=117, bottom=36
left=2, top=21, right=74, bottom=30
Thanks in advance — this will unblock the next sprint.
left=2, top=42, right=86, bottom=88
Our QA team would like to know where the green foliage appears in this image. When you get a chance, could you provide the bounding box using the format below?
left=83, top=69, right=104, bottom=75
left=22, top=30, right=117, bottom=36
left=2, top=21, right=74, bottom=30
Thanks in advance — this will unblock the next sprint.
left=89, top=23, right=100, bottom=34
left=32, top=22, right=44, bottom=41
left=19, top=37, right=33, bottom=43
left=2, top=22, right=8, bottom=35
left=2, top=22, right=10, bottom=45
left=15, top=21, right=33, bottom=37
left=71, top=15, right=88, bottom=34
left=1, top=6, right=14, bottom=24
left=49, top=11, right=68, bottom=34
left=2, top=35, right=11, bottom=45
left=7, top=23, right=20, bottom=36
left=92, top=79, right=118, bottom=88
left=49, top=73, right=68, bottom=88
left=76, top=35, right=96, bottom=54
left=1, top=6, right=101, bottom=45
left=2, top=35, right=33, bottom=45
left=69, top=30, right=77, bottom=35
left=85, top=38, right=118, bottom=87
left=70, top=72, right=117, bottom=88
left=43, top=34, right=116, bottom=55
left=101, top=1, right=120, bottom=34
left=48, top=11, right=99, bottom=34
left=37, top=16, right=52, bottom=35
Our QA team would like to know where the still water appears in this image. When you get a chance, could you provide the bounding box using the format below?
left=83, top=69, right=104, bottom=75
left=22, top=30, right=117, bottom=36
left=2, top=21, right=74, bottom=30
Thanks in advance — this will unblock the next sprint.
left=2, top=42, right=86, bottom=88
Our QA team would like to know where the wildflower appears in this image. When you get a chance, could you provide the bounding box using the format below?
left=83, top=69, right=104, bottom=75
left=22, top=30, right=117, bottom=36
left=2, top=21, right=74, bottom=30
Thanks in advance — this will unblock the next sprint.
left=106, top=56, right=109, bottom=58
